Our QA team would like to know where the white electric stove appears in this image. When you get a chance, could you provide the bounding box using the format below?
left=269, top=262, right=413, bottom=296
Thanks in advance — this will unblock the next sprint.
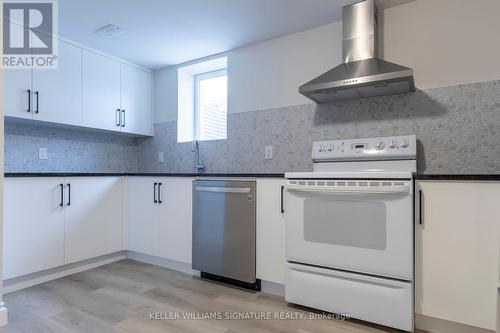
left=284, top=135, right=417, bottom=332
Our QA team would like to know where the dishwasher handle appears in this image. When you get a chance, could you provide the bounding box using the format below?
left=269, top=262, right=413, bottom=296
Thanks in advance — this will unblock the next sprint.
left=194, top=186, right=252, bottom=194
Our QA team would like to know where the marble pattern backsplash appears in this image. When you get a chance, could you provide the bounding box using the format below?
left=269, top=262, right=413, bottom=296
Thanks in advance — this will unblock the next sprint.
left=4, top=80, right=499, bottom=174
left=5, top=121, right=138, bottom=173
left=137, top=80, right=500, bottom=174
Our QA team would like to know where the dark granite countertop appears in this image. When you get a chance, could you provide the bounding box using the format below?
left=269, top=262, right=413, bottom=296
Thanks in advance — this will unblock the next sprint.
left=4, top=173, right=500, bottom=181
left=413, top=174, right=500, bottom=181
left=4, top=172, right=286, bottom=178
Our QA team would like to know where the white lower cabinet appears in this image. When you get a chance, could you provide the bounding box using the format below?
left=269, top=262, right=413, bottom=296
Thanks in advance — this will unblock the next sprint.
left=159, top=178, right=193, bottom=264
left=64, top=177, right=123, bottom=264
left=3, top=178, right=66, bottom=280
left=256, top=179, right=286, bottom=284
left=127, top=177, right=161, bottom=256
left=3, top=177, right=123, bottom=280
left=415, top=181, right=500, bottom=331
left=127, top=177, right=193, bottom=263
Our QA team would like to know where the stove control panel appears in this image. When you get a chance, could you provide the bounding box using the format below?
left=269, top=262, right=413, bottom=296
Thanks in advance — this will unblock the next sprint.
left=312, top=135, right=417, bottom=162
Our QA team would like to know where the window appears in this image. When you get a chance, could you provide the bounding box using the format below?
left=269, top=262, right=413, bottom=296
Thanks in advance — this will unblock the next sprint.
left=194, top=69, right=227, bottom=141
left=177, top=57, right=227, bottom=143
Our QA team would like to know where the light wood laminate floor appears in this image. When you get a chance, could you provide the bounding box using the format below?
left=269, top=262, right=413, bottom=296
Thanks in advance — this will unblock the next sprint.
left=0, top=259, right=411, bottom=333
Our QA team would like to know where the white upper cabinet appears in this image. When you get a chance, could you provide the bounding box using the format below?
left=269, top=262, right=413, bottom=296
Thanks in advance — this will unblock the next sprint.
left=4, top=68, right=32, bottom=119
left=3, top=38, right=153, bottom=136
left=64, top=177, right=123, bottom=264
left=82, top=50, right=122, bottom=132
left=120, top=64, right=153, bottom=136
left=32, top=39, right=82, bottom=126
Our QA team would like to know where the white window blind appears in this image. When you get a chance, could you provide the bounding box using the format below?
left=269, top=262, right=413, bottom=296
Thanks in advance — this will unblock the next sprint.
left=195, top=69, right=227, bottom=141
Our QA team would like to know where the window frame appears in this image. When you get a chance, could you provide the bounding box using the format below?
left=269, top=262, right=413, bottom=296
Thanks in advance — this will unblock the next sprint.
left=193, top=68, right=228, bottom=141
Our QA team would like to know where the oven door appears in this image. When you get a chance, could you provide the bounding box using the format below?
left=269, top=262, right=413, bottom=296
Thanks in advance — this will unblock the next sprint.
left=285, top=179, right=413, bottom=280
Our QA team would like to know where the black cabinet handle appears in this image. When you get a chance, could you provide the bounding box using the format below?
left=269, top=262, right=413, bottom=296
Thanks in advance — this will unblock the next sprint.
left=154, top=183, right=158, bottom=203
left=158, top=183, right=162, bottom=204
left=67, top=183, right=71, bottom=206
left=27, top=89, right=31, bottom=112
left=121, top=110, right=125, bottom=127
left=280, top=185, right=285, bottom=214
left=419, top=189, right=423, bottom=225
left=59, top=184, right=64, bottom=207
left=116, top=109, right=121, bottom=127
left=35, top=91, right=39, bottom=113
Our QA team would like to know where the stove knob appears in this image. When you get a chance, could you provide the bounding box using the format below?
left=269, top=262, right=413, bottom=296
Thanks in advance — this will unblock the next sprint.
left=389, top=140, right=397, bottom=149
left=328, top=145, right=334, bottom=151
left=401, top=138, right=409, bottom=148
left=318, top=145, right=324, bottom=152
left=375, top=141, right=385, bottom=150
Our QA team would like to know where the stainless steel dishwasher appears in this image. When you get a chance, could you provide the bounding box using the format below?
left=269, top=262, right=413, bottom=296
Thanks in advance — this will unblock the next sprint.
left=192, top=180, right=259, bottom=290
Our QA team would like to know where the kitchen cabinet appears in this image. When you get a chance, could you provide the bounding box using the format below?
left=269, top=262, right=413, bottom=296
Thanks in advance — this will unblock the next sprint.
left=3, top=177, right=124, bottom=280
left=82, top=51, right=153, bottom=135
left=120, top=64, right=153, bottom=136
left=4, top=35, right=153, bottom=136
left=415, top=181, right=500, bottom=331
left=64, top=177, right=123, bottom=264
left=3, top=68, right=31, bottom=119
left=4, top=38, right=82, bottom=124
left=32, top=39, right=82, bottom=126
left=127, top=177, right=193, bottom=263
left=159, top=178, right=193, bottom=264
left=256, top=179, right=286, bottom=284
left=127, top=177, right=161, bottom=256
left=3, top=178, right=66, bottom=280
left=82, top=50, right=122, bottom=132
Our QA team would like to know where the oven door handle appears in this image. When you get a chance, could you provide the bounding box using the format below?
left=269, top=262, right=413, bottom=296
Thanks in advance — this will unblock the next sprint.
left=286, top=185, right=411, bottom=195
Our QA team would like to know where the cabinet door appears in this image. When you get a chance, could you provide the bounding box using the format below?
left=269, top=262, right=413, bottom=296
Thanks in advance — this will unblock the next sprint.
left=127, top=177, right=160, bottom=256
left=32, top=39, right=82, bottom=125
left=415, top=181, right=500, bottom=330
left=256, top=179, right=286, bottom=284
left=159, top=178, right=193, bottom=263
left=64, top=177, right=122, bottom=264
left=3, top=178, right=65, bottom=279
left=120, top=64, right=153, bottom=136
left=4, top=68, right=32, bottom=119
left=82, top=50, right=121, bottom=131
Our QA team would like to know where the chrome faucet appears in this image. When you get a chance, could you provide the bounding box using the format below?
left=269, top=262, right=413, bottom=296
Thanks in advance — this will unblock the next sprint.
left=192, top=139, right=205, bottom=173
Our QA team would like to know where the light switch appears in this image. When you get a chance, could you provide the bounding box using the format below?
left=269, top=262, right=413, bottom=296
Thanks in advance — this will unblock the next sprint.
left=265, top=146, right=274, bottom=160
left=38, top=147, right=48, bottom=160
left=158, top=151, right=165, bottom=163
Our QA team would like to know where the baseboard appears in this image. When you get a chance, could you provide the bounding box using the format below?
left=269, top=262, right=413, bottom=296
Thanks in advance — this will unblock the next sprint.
left=126, top=251, right=198, bottom=275
left=261, top=280, right=285, bottom=297
left=415, top=314, right=495, bottom=333
left=3, top=251, right=127, bottom=294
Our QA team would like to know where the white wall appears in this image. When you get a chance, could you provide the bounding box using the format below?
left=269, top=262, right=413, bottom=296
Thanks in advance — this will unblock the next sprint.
left=154, top=22, right=341, bottom=123
left=381, top=0, right=500, bottom=89
left=154, top=0, right=500, bottom=123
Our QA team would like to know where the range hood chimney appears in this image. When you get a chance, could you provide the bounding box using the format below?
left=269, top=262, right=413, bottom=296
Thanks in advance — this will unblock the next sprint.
left=299, top=0, right=414, bottom=103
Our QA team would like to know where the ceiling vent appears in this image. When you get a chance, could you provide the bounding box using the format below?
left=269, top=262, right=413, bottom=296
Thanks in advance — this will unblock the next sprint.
left=93, top=24, right=126, bottom=39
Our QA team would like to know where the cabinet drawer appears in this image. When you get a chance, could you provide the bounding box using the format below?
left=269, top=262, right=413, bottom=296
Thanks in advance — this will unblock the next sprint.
left=285, top=262, right=413, bottom=331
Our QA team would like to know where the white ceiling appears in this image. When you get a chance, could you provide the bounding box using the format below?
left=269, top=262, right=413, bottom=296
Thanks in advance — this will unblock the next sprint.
left=59, top=0, right=413, bottom=70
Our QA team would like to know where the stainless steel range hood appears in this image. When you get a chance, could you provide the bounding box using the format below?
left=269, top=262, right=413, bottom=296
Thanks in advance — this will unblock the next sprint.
left=299, top=0, right=414, bottom=103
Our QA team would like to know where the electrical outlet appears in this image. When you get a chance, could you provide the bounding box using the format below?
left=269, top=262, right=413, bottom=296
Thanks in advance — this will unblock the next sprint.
left=38, top=147, right=48, bottom=160
left=158, top=151, right=165, bottom=163
left=265, top=146, right=274, bottom=160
